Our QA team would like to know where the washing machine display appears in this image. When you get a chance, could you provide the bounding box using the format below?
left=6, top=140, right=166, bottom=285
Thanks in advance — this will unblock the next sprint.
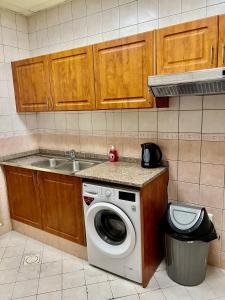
left=83, top=182, right=142, bottom=283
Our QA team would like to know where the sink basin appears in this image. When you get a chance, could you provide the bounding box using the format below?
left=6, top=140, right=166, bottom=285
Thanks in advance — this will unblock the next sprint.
left=55, top=160, right=97, bottom=173
left=31, top=158, right=67, bottom=169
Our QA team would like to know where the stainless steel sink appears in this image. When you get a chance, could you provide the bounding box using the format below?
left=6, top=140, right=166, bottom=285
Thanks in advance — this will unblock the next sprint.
left=55, top=160, right=97, bottom=173
left=31, top=158, right=67, bottom=169
left=30, top=157, right=100, bottom=174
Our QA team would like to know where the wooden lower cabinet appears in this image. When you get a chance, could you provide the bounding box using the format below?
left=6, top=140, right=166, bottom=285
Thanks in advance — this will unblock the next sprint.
left=4, top=166, right=42, bottom=229
left=39, top=172, right=85, bottom=245
left=4, top=166, right=85, bottom=245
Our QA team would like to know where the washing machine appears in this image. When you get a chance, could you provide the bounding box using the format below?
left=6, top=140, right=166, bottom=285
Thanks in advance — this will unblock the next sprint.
left=83, top=181, right=142, bottom=283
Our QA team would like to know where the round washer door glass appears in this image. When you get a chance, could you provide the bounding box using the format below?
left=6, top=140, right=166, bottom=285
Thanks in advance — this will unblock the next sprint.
left=86, top=202, right=136, bottom=258
left=94, top=209, right=127, bottom=245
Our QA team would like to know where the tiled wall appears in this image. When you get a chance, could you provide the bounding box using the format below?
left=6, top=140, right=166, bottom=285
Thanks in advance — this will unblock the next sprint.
left=1, top=0, right=225, bottom=267
left=0, top=9, right=38, bottom=235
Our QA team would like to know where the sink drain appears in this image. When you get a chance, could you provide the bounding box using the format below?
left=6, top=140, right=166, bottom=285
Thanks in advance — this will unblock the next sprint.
left=23, top=254, right=40, bottom=265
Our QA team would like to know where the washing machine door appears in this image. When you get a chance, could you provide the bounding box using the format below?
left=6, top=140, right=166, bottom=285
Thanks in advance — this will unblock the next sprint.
left=86, top=202, right=136, bottom=258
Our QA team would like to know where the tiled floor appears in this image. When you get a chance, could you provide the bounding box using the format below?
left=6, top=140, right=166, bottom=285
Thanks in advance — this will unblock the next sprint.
left=0, top=231, right=225, bottom=300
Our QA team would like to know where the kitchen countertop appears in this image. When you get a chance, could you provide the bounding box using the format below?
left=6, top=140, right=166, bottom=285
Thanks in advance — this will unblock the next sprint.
left=76, top=161, right=167, bottom=188
left=1, top=152, right=167, bottom=188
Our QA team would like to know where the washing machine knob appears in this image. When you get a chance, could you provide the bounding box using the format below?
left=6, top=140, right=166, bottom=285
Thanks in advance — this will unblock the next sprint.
left=105, top=190, right=111, bottom=197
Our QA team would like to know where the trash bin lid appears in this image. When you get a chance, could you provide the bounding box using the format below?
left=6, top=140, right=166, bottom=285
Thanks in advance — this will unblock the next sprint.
left=169, top=203, right=203, bottom=232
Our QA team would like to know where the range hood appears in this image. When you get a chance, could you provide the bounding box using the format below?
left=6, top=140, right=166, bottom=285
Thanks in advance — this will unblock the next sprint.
left=148, top=68, right=225, bottom=97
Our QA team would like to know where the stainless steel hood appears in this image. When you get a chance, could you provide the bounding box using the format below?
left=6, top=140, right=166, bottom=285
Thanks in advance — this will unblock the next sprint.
left=148, top=68, right=225, bottom=97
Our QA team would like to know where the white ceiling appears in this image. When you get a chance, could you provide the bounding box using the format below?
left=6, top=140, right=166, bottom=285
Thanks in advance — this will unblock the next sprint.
left=0, top=0, right=69, bottom=16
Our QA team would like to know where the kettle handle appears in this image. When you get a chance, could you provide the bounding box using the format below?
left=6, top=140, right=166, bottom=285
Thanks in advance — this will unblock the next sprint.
left=154, top=144, right=162, bottom=163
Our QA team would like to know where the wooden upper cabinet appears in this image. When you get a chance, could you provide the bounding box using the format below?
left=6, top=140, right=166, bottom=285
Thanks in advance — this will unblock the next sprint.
left=93, top=32, right=154, bottom=109
left=218, top=14, right=225, bottom=67
left=4, top=166, right=42, bottom=229
left=12, top=56, right=51, bottom=112
left=39, top=172, right=85, bottom=245
left=157, top=16, right=218, bottom=74
left=49, top=46, right=95, bottom=111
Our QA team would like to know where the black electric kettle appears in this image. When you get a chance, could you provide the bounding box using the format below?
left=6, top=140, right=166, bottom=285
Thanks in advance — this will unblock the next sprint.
left=141, top=143, right=162, bottom=168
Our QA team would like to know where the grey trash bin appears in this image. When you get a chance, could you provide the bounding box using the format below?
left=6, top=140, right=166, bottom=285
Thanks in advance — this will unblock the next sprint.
left=162, top=203, right=217, bottom=286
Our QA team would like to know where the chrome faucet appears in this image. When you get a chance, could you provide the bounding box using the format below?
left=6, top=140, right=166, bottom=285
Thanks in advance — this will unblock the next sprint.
left=65, top=149, right=76, bottom=161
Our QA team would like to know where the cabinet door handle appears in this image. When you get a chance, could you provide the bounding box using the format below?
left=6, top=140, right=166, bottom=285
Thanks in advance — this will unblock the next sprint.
left=222, top=43, right=225, bottom=65
left=210, top=45, right=214, bottom=65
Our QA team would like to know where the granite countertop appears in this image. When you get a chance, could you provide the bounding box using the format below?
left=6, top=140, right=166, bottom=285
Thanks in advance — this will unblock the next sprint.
left=76, top=161, right=167, bottom=188
left=0, top=151, right=167, bottom=188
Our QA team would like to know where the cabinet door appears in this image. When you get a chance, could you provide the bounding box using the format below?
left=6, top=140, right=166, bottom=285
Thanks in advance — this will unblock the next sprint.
left=39, top=172, right=85, bottom=245
left=218, top=14, right=225, bottom=67
left=12, top=56, right=51, bottom=112
left=157, top=16, right=218, bottom=74
left=4, top=166, right=42, bottom=228
left=49, top=47, right=95, bottom=111
left=93, top=32, right=154, bottom=109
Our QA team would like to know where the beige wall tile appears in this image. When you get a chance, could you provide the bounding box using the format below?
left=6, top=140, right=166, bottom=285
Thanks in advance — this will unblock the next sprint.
left=122, top=137, right=140, bottom=158
left=179, top=111, right=202, bottom=133
left=208, top=249, right=221, bottom=267
left=204, top=95, right=225, bottom=109
left=106, top=111, right=122, bottom=132
left=200, top=164, right=225, bottom=187
left=168, top=180, right=178, bottom=200
left=168, top=160, right=178, bottom=180
left=201, top=141, right=225, bottom=164
left=92, top=111, right=107, bottom=132
left=78, top=112, right=92, bottom=132
left=178, top=140, right=201, bottom=162
left=210, top=231, right=222, bottom=252
left=178, top=161, right=200, bottom=183
left=122, top=111, right=138, bottom=132
left=158, top=139, right=178, bottom=160
left=206, top=207, right=222, bottom=230
left=222, top=231, right=225, bottom=252
left=221, top=251, right=225, bottom=269
left=139, top=111, right=157, bottom=132
left=203, top=110, right=225, bottom=134
left=223, top=210, right=225, bottom=231
left=79, top=135, right=93, bottom=153
left=180, top=96, right=203, bottom=110
left=177, top=181, right=200, bottom=204
left=200, top=185, right=224, bottom=209
left=158, top=111, right=178, bottom=133
left=91, top=136, right=107, bottom=155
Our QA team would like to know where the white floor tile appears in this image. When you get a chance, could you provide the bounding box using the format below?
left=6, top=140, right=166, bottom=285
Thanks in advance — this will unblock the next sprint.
left=3, top=245, right=25, bottom=258
left=0, top=283, right=14, bottom=300
left=13, top=279, right=39, bottom=299
left=87, top=281, right=113, bottom=300
left=37, top=291, right=62, bottom=300
left=17, top=264, right=41, bottom=281
left=135, top=276, right=159, bottom=293
left=15, top=296, right=37, bottom=300
left=0, top=256, right=22, bottom=271
left=63, top=257, right=84, bottom=273
left=38, top=274, right=62, bottom=294
left=110, top=278, right=137, bottom=298
left=63, top=270, right=85, bottom=289
left=206, top=276, right=225, bottom=298
left=42, top=247, right=62, bottom=263
left=0, top=269, right=18, bottom=284
left=154, top=270, right=178, bottom=289
left=139, top=289, right=166, bottom=300
left=162, top=286, right=193, bottom=300
left=186, top=281, right=217, bottom=300
left=63, top=286, right=87, bottom=300
left=84, top=265, right=108, bottom=285
left=40, top=261, right=62, bottom=278
left=117, top=296, right=140, bottom=300
left=0, top=231, right=225, bottom=300
left=0, top=247, right=5, bottom=258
